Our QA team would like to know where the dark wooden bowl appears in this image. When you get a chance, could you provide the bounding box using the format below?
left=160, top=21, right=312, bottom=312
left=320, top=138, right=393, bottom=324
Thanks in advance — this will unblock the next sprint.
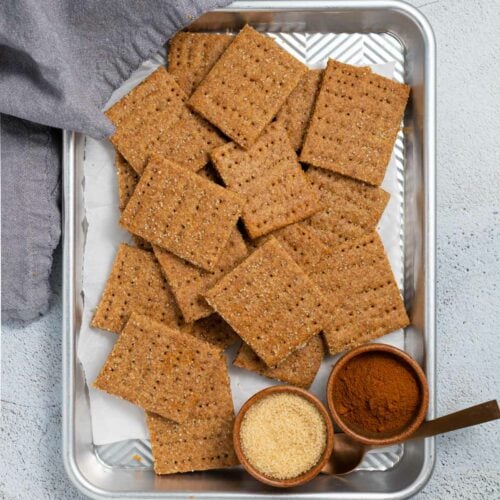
left=233, top=385, right=334, bottom=488
left=327, top=343, right=429, bottom=446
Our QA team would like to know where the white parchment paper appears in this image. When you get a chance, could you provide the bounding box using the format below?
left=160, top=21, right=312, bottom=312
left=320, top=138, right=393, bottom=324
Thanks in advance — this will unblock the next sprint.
left=77, top=52, right=404, bottom=445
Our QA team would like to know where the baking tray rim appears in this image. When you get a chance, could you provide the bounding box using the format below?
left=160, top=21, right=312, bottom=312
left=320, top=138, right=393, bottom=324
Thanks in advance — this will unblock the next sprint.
left=62, top=1, right=437, bottom=498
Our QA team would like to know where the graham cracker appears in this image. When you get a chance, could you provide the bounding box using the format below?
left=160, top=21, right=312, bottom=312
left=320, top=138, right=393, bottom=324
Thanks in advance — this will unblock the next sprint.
left=183, top=314, right=239, bottom=351
left=114, top=151, right=152, bottom=251
left=168, top=32, right=234, bottom=96
left=269, top=223, right=331, bottom=270
left=154, top=228, right=248, bottom=322
left=120, top=156, right=244, bottom=271
left=234, top=335, right=324, bottom=388
left=93, top=313, right=222, bottom=422
left=275, top=69, right=323, bottom=151
left=115, top=151, right=139, bottom=210
left=211, top=123, right=322, bottom=239
left=189, top=25, right=307, bottom=149
left=148, top=413, right=238, bottom=474
left=301, top=167, right=390, bottom=247
left=106, top=67, right=225, bottom=175
left=91, top=244, right=183, bottom=334
left=300, top=60, right=410, bottom=186
left=93, top=313, right=153, bottom=404
left=298, top=231, right=409, bottom=355
left=147, top=357, right=237, bottom=474
left=205, top=237, right=327, bottom=367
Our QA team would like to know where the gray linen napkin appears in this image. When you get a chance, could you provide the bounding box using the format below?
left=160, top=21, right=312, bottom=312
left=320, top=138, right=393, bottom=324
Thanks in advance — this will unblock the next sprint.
left=0, top=0, right=232, bottom=321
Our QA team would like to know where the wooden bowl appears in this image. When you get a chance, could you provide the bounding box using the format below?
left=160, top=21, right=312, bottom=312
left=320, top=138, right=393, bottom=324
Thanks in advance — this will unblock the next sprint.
left=233, top=385, right=334, bottom=488
left=327, top=343, right=429, bottom=446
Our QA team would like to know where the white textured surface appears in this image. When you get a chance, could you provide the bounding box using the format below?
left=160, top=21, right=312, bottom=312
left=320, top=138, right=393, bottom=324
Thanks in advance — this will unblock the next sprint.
left=1, top=0, right=499, bottom=498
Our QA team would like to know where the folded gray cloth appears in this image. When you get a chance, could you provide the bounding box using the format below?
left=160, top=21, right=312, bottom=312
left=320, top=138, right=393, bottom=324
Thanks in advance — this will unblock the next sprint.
left=1, top=116, right=61, bottom=321
left=0, top=0, right=232, bottom=322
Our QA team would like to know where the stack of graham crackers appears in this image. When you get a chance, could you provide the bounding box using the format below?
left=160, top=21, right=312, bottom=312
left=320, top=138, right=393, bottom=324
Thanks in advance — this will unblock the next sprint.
left=91, top=25, right=410, bottom=475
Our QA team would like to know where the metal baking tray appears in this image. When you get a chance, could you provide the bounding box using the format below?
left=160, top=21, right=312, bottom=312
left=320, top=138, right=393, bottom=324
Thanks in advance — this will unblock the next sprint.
left=62, top=1, right=436, bottom=498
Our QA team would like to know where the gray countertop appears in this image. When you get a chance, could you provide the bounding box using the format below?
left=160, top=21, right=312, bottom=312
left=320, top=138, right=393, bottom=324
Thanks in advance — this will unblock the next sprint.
left=1, top=0, right=499, bottom=498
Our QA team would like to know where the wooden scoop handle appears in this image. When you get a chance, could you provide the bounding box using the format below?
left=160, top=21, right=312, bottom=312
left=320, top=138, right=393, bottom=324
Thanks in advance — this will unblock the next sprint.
left=411, top=400, right=500, bottom=439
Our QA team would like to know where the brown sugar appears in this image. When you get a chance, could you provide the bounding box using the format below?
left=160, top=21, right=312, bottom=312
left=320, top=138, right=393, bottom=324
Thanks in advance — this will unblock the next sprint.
left=239, top=393, right=327, bottom=480
left=332, top=352, right=421, bottom=436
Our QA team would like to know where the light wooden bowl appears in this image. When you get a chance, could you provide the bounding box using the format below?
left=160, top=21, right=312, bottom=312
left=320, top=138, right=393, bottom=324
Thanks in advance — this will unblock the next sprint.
left=327, top=343, right=429, bottom=446
left=233, top=385, right=334, bottom=488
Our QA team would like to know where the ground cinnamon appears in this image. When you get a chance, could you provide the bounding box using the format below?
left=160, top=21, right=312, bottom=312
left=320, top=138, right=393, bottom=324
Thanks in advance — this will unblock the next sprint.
left=332, top=352, right=421, bottom=436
